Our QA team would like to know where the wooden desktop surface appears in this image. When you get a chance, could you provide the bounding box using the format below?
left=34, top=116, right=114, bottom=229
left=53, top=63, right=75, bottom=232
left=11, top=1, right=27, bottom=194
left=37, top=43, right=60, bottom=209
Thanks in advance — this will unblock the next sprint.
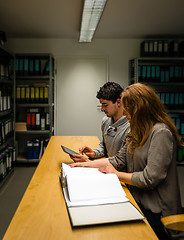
left=3, top=136, right=158, bottom=240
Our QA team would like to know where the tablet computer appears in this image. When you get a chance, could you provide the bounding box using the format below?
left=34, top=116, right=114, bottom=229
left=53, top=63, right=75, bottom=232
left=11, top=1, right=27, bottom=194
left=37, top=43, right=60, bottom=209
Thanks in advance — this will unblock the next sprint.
left=61, top=145, right=80, bottom=156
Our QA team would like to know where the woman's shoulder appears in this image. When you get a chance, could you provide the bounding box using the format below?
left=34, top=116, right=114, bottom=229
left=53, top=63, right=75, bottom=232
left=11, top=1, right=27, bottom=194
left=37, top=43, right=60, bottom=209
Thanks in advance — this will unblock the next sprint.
left=152, top=123, right=172, bottom=136
left=153, top=122, right=166, bottom=130
left=150, top=123, right=176, bottom=148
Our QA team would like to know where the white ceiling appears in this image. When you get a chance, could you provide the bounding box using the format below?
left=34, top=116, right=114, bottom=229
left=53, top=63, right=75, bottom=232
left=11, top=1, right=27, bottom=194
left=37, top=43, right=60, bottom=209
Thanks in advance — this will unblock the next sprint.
left=0, top=0, right=184, bottom=40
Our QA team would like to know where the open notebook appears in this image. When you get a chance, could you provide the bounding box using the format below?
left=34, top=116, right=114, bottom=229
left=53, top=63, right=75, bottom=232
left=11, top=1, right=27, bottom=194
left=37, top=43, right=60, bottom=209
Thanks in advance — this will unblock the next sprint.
left=59, top=163, right=144, bottom=227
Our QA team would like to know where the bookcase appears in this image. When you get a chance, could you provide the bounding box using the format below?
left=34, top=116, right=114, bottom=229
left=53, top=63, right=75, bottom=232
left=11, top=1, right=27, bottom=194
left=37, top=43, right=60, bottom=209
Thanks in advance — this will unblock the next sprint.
left=0, top=46, right=16, bottom=185
left=129, top=56, right=184, bottom=165
left=15, top=53, right=55, bottom=163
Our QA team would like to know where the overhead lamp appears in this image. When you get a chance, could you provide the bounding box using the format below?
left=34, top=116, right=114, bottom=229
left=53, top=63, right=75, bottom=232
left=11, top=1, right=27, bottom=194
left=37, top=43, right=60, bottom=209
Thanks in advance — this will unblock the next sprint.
left=79, top=0, right=108, bottom=42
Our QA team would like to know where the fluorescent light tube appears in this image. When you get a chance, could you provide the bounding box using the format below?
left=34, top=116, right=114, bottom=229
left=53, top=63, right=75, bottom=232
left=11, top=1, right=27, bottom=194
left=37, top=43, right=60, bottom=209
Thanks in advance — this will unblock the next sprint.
left=79, top=0, right=108, bottom=42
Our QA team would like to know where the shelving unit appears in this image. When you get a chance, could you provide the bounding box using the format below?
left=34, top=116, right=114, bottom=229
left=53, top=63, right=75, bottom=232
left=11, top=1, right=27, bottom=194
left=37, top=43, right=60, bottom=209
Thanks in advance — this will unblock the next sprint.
left=0, top=46, right=16, bottom=186
left=129, top=57, right=184, bottom=165
left=15, top=53, right=55, bottom=163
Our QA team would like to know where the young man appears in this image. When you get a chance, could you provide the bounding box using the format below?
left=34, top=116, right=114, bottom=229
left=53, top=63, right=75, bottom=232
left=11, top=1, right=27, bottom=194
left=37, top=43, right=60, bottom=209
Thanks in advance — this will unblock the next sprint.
left=71, top=82, right=130, bottom=162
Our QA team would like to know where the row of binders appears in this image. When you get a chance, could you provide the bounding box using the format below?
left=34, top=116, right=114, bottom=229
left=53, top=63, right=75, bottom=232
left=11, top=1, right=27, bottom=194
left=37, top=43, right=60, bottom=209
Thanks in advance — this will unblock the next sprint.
left=141, top=40, right=184, bottom=57
left=27, top=138, right=49, bottom=160
left=137, top=65, right=184, bottom=82
left=16, top=86, right=49, bottom=104
left=0, top=62, right=12, bottom=79
left=0, top=118, right=14, bottom=146
left=0, top=86, right=13, bottom=112
left=170, top=113, right=184, bottom=136
left=177, top=146, right=184, bottom=162
left=15, top=57, right=52, bottom=76
left=0, top=145, right=16, bottom=181
left=158, top=92, right=184, bottom=109
left=27, top=108, right=50, bottom=131
left=1, top=57, right=53, bottom=78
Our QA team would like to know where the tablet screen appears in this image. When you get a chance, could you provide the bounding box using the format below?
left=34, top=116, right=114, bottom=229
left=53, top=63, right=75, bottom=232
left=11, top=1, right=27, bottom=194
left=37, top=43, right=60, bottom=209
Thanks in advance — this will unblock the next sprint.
left=61, top=145, right=80, bottom=155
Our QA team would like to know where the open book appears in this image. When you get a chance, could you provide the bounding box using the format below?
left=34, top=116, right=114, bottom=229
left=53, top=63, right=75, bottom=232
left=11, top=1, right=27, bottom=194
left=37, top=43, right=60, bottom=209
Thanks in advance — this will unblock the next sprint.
left=59, top=163, right=144, bottom=227
left=61, top=163, right=128, bottom=207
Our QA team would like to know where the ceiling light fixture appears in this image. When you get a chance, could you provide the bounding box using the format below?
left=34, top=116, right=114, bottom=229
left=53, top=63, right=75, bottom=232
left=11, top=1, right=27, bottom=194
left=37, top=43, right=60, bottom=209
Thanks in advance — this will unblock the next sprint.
left=79, top=0, right=108, bottom=43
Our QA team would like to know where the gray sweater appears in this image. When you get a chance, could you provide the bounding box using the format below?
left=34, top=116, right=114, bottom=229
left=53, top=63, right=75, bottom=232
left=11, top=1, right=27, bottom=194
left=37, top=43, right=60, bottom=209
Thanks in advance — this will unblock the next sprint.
left=109, top=123, right=182, bottom=217
left=93, top=116, right=130, bottom=158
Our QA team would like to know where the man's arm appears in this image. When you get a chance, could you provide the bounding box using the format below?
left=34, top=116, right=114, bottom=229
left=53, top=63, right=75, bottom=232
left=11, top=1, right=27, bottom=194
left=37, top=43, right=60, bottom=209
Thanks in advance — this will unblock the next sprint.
left=93, top=141, right=107, bottom=158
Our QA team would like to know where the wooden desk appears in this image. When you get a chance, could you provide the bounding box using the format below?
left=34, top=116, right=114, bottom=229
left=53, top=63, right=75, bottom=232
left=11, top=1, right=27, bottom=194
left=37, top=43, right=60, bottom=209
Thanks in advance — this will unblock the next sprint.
left=3, top=136, right=158, bottom=240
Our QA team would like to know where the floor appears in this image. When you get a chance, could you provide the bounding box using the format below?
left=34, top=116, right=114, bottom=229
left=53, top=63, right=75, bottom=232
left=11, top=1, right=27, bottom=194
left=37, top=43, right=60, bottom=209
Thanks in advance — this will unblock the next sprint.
left=0, top=166, right=36, bottom=239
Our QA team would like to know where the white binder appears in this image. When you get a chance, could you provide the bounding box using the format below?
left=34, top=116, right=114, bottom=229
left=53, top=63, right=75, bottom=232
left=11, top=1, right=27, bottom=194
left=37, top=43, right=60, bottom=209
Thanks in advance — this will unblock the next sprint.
left=59, top=163, right=144, bottom=227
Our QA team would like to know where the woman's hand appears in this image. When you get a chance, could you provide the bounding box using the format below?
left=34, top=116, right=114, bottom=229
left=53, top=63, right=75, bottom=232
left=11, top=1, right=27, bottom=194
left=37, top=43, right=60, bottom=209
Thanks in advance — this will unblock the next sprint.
left=70, top=154, right=90, bottom=162
left=99, top=163, right=118, bottom=175
left=69, top=162, right=90, bottom=168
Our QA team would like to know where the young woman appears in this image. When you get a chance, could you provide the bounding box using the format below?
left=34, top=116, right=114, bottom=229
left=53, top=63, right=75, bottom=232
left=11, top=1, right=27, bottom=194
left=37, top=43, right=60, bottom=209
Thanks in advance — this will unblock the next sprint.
left=70, top=83, right=183, bottom=239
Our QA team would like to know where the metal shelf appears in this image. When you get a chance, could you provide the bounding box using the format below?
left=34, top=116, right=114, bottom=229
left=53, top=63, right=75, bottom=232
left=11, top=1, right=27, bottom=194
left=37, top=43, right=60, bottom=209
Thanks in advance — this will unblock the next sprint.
left=0, top=109, right=13, bottom=117
left=138, top=81, right=184, bottom=86
left=177, top=161, right=184, bottom=166
left=0, top=78, right=13, bottom=84
left=16, top=155, right=40, bottom=164
left=135, top=57, right=184, bottom=61
left=129, top=57, right=184, bottom=164
left=16, top=75, right=52, bottom=80
left=0, top=168, right=14, bottom=189
left=15, top=53, right=55, bottom=163
left=16, top=130, right=50, bottom=134
left=0, top=137, right=14, bottom=152
left=16, top=103, right=50, bottom=107
left=0, top=46, right=15, bottom=185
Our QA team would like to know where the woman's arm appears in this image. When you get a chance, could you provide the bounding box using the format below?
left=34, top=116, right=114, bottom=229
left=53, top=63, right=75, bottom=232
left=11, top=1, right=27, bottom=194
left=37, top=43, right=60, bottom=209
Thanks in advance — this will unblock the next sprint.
left=69, top=159, right=134, bottom=186
left=117, top=172, right=133, bottom=185
left=69, top=158, right=109, bottom=168
left=99, top=163, right=134, bottom=186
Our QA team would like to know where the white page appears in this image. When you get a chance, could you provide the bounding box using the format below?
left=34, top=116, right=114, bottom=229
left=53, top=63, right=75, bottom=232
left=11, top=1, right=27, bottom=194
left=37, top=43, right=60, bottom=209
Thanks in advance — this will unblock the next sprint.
left=62, top=163, right=128, bottom=206
left=67, top=174, right=126, bottom=202
left=62, top=186, right=128, bottom=207
left=62, top=163, right=102, bottom=176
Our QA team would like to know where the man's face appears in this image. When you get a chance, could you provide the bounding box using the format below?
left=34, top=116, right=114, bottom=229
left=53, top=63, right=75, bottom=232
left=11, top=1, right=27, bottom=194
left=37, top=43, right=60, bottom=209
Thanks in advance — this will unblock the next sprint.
left=99, top=98, right=119, bottom=118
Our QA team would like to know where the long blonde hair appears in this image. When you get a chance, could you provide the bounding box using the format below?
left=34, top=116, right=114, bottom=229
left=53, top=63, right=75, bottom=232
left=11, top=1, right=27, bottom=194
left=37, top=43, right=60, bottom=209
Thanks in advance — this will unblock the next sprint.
left=121, top=83, right=183, bottom=154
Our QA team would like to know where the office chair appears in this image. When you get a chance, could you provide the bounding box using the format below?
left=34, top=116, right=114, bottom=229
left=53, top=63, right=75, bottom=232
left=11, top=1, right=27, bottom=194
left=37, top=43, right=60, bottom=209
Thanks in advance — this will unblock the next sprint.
left=161, top=214, right=184, bottom=239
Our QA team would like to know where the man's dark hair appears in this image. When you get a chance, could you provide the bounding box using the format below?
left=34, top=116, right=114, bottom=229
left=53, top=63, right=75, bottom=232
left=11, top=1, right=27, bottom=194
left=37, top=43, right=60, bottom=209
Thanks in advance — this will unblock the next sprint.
left=96, top=82, right=123, bottom=103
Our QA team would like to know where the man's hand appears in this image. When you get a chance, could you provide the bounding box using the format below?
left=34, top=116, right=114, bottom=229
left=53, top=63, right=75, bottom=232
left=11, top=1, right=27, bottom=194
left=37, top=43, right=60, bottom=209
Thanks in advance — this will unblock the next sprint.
left=79, top=146, right=95, bottom=158
left=70, top=154, right=90, bottom=163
